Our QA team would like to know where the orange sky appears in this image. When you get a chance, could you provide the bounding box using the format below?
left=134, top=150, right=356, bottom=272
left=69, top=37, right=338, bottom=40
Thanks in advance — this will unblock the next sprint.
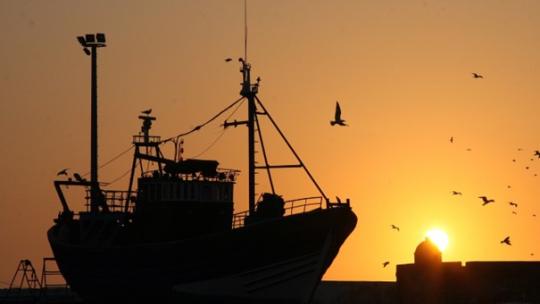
left=1, top=0, right=540, bottom=284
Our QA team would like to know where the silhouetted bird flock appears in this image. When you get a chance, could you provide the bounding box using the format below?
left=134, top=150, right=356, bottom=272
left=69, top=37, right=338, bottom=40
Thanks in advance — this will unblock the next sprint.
left=445, top=136, right=539, bottom=257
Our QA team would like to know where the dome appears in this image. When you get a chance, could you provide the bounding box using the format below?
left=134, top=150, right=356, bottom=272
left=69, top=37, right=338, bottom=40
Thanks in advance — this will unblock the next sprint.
left=414, top=238, right=442, bottom=266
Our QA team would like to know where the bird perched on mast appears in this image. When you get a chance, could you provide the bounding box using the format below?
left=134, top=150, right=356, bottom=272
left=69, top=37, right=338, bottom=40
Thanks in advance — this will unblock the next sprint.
left=330, top=101, right=347, bottom=126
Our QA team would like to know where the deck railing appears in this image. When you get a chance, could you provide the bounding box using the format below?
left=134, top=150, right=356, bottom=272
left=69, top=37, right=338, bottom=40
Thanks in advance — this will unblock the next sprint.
left=85, top=190, right=135, bottom=213
left=232, top=196, right=323, bottom=229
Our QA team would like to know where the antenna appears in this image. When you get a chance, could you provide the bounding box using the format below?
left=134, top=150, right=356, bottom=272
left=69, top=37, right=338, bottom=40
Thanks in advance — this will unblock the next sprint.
left=244, top=0, right=248, bottom=62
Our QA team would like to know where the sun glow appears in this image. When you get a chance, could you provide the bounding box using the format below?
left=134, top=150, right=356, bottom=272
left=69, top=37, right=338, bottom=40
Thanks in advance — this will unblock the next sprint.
left=426, top=228, right=449, bottom=252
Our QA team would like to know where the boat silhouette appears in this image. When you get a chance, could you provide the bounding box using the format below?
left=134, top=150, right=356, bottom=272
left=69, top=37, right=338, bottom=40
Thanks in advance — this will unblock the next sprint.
left=48, top=33, right=357, bottom=304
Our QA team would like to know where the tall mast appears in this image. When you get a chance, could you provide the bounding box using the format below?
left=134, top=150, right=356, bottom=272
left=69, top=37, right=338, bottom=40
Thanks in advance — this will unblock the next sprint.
left=77, top=33, right=107, bottom=212
left=240, top=60, right=257, bottom=216
left=242, top=0, right=257, bottom=216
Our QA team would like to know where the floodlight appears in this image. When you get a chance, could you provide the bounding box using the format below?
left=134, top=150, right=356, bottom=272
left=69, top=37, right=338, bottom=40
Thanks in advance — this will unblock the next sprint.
left=85, top=34, right=96, bottom=43
left=77, top=36, right=86, bottom=47
left=96, top=33, right=106, bottom=44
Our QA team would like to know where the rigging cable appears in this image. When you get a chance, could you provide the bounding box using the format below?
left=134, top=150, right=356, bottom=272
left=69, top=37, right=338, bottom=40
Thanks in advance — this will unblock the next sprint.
left=160, top=96, right=245, bottom=143
left=82, top=145, right=134, bottom=177
left=103, top=168, right=132, bottom=186
left=190, top=98, right=246, bottom=158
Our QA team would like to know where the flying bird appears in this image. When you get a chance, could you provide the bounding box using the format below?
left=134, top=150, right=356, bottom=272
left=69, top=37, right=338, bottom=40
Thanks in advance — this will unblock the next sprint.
left=382, top=261, right=390, bottom=268
left=225, top=57, right=232, bottom=62
left=500, top=236, right=511, bottom=246
left=478, top=196, right=495, bottom=206
left=391, top=224, right=400, bottom=232
left=56, top=168, right=69, bottom=176
left=512, top=211, right=517, bottom=215
left=451, top=191, right=462, bottom=196
left=472, top=73, right=484, bottom=79
left=141, top=109, right=152, bottom=115
left=512, top=159, right=516, bottom=162
left=517, top=148, right=523, bottom=151
left=535, top=150, right=540, bottom=158
left=450, top=136, right=454, bottom=143
left=509, top=201, right=518, bottom=208
left=330, top=102, right=347, bottom=126
left=466, top=148, right=472, bottom=151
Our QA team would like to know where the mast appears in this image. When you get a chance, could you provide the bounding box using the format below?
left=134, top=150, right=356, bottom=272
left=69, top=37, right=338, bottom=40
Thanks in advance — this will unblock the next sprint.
left=242, top=0, right=256, bottom=216
left=240, top=60, right=257, bottom=215
left=77, top=33, right=107, bottom=212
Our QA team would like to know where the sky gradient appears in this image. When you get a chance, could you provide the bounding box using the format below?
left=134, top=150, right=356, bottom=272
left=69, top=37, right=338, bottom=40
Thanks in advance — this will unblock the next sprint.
left=1, top=0, right=540, bottom=284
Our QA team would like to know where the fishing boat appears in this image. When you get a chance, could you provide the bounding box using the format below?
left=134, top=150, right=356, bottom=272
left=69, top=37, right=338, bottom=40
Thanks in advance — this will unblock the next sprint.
left=47, top=32, right=357, bottom=304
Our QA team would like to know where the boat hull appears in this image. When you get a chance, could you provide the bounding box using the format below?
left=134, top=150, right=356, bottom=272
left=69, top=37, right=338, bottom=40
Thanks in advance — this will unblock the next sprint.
left=48, top=206, right=356, bottom=303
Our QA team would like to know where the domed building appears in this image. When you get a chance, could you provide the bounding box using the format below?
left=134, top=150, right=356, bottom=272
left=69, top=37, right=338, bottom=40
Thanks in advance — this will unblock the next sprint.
left=396, top=239, right=540, bottom=303
left=414, top=238, right=441, bottom=267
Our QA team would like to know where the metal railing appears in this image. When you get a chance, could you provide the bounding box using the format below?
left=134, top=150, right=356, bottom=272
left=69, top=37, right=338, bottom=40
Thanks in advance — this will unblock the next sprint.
left=85, top=190, right=135, bottom=213
left=232, top=196, right=323, bottom=229
left=132, top=135, right=161, bottom=145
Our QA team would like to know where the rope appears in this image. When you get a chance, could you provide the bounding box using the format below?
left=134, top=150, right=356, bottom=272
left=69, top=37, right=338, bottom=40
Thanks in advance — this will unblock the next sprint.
left=160, top=96, right=245, bottom=143
left=191, top=131, right=227, bottom=158
left=189, top=98, right=245, bottom=158
left=81, top=145, right=134, bottom=177
left=103, top=168, right=132, bottom=186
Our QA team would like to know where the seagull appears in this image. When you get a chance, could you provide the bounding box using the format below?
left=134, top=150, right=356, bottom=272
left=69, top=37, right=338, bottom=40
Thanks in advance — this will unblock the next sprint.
left=225, top=57, right=232, bottom=62
left=382, top=261, right=390, bottom=268
left=330, top=101, right=347, bottom=126
left=73, top=173, right=85, bottom=182
left=56, top=168, right=69, bottom=176
left=507, top=185, right=512, bottom=189
left=478, top=196, right=495, bottom=206
left=466, top=148, right=472, bottom=151
left=512, top=159, right=516, bottom=162
left=525, top=166, right=530, bottom=170
left=517, top=148, right=523, bottom=151
left=535, top=150, right=540, bottom=158
left=500, top=236, right=511, bottom=246
left=451, top=190, right=462, bottom=196
left=509, top=201, right=518, bottom=208
left=141, top=109, right=152, bottom=115
left=472, top=73, right=484, bottom=79
left=391, top=224, right=400, bottom=232
left=450, top=136, right=454, bottom=143
left=512, top=211, right=517, bottom=215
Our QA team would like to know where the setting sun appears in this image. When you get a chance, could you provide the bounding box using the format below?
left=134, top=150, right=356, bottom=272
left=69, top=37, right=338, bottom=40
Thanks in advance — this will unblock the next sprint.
left=426, top=228, right=449, bottom=252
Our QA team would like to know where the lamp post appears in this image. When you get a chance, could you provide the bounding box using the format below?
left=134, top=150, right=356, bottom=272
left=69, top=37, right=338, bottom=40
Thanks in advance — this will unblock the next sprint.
left=77, top=33, right=106, bottom=212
